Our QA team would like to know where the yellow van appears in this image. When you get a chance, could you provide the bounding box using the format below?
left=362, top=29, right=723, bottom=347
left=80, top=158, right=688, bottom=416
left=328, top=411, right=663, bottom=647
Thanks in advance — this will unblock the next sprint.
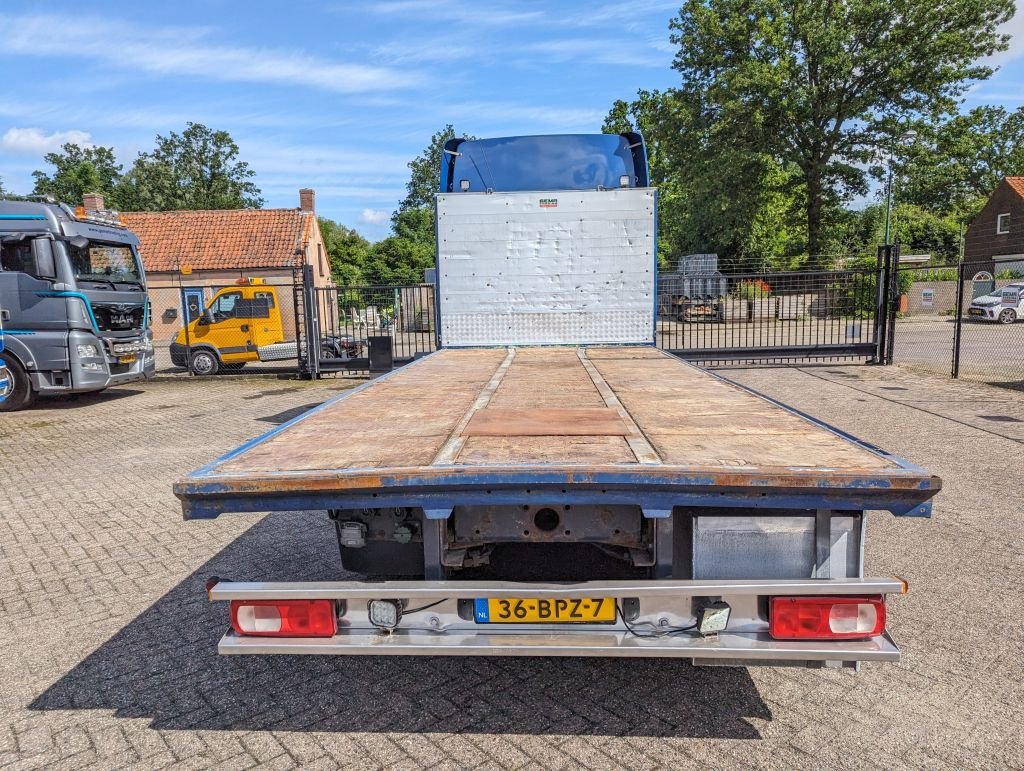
left=170, top=278, right=288, bottom=375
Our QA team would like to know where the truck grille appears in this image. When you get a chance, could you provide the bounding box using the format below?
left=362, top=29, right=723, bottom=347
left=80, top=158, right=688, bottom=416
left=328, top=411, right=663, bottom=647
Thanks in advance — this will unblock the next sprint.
left=93, top=304, right=145, bottom=332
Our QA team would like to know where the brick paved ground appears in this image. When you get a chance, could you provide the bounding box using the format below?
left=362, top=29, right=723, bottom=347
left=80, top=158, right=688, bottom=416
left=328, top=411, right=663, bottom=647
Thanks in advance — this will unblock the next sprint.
left=1, top=365, right=1021, bottom=769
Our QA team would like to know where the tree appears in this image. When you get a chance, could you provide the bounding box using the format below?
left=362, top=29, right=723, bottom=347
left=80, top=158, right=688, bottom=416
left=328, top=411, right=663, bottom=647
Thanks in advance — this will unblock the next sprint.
left=117, top=123, right=263, bottom=211
left=319, top=217, right=370, bottom=285
left=899, top=106, right=1024, bottom=220
left=31, top=143, right=122, bottom=206
left=604, top=90, right=800, bottom=271
left=392, top=125, right=474, bottom=244
left=363, top=237, right=434, bottom=285
left=669, top=0, right=1013, bottom=267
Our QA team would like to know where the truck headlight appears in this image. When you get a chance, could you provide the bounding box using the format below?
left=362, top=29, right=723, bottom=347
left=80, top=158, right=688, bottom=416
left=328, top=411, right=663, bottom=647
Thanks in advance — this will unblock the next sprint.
left=76, top=344, right=101, bottom=358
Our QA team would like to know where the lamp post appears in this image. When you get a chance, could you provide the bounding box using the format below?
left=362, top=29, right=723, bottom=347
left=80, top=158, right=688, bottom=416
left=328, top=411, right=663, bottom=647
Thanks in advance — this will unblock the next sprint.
left=883, top=130, right=917, bottom=246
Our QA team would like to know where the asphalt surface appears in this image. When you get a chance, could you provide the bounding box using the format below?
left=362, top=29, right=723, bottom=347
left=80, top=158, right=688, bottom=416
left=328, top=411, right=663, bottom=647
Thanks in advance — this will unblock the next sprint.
left=892, top=316, right=1024, bottom=385
left=1, top=364, right=1022, bottom=768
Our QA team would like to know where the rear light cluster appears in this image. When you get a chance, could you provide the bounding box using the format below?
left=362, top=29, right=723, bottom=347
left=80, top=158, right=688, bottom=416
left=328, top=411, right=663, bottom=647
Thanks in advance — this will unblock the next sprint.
left=769, top=596, right=885, bottom=640
left=230, top=600, right=336, bottom=638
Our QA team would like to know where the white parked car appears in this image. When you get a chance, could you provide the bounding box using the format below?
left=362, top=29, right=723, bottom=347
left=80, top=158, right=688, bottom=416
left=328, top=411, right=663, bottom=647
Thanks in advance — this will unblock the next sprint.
left=968, top=282, right=1024, bottom=324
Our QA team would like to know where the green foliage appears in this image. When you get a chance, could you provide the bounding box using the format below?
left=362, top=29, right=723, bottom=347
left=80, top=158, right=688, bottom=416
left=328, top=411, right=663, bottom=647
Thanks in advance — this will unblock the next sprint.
left=28, top=124, right=263, bottom=212
left=911, top=268, right=959, bottom=282
left=319, top=217, right=369, bottom=285
left=996, top=268, right=1024, bottom=279
left=666, top=0, right=1013, bottom=267
left=363, top=237, right=434, bottom=285
left=31, top=144, right=123, bottom=206
left=898, top=106, right=1024, bottom=218
left=116, top=123, right=263, bottom=211
left=604, top=90, right=800, bottom=272
left=732, top=279, right=771, bottom=299
left=389, top=126, right=475, bottom=247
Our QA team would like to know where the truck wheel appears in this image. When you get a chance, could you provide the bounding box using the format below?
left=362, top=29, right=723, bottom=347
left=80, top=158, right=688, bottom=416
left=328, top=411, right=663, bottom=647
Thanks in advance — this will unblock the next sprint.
left=189, top=349, right=220, bottom=375
left=998, top=308, right=1017, bottom=324
left=0, top=354, right=37, bottom=412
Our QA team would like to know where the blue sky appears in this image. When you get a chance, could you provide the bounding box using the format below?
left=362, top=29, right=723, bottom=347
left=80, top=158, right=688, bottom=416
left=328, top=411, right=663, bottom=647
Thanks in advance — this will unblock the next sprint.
left=0, top=0, right=1021, bottom=241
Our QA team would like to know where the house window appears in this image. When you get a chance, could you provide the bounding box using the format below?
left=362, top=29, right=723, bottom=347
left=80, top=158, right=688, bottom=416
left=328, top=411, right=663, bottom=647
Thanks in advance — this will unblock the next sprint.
left=997, top=213, right=1010, bottom=234
left=318, top=243, right=325, bottom=277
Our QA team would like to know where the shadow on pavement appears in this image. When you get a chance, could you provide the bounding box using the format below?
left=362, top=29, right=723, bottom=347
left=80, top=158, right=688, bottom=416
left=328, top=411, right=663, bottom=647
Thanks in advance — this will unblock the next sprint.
left=30, top=512, right=771, bottom=738
left=28, top=389, right=145, bottom=410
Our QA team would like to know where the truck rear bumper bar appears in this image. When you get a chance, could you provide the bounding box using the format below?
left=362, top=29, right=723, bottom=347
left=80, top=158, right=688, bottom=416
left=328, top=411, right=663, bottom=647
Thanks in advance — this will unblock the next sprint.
left=218, top=627, right=900, bottom=662
left=208, top=577, right=906, bottom=601
left=209, top=577, right=905, bottom=664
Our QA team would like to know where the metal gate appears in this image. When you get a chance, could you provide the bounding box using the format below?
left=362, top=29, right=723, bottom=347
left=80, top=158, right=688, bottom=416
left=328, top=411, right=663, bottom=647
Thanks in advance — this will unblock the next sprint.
left=885, top=256, right=1024, bottom=386
left=952, top=257, right=1024, bottom=385
left=657, top=256, right=891, bottom=364
left=300, top=267, right=437, bottom=377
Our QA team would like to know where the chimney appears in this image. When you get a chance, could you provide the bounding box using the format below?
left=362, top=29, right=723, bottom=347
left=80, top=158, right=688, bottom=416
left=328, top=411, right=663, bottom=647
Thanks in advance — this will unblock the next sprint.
left=82, top=192, right=105, bottom=212
left=299, top=188, right=315, bottom=213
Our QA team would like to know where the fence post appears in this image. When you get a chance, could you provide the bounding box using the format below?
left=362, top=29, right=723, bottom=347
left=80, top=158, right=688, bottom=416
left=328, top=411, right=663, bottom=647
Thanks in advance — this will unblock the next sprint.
left=884, top=242, right=900, bottom=365
left=952, top=261, right=965, bottom=378
left=871, top=245, right=888, bottom=364
left=301, top=264, right=320, bottom=378
left=180, top=286, right=192, bottom=375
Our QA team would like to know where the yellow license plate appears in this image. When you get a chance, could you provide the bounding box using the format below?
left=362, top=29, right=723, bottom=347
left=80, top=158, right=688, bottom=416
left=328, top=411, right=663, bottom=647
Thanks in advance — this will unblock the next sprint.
left=118, top=355, right=137, bottom=364
left=475, top=598, right=615, bottom=624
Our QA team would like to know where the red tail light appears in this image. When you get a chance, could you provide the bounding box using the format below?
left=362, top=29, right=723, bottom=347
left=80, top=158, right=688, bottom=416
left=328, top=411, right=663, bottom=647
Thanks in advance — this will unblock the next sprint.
left=230, top=600, right=337, bottom=637
left=769, top=596, right=885, bottom=640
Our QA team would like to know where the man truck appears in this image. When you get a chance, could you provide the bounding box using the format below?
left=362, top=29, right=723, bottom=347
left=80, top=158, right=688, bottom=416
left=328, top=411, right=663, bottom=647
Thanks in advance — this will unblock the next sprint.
left=0, top=311, right=9, bottom=404
left=0, top=198, right=154, bottom=411
left=175, top=133, right=939, bottom=668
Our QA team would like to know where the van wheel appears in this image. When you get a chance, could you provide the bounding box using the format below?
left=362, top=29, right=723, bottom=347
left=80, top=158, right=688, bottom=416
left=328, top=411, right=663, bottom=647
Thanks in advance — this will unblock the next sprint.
left=189, top=349, right=220, bottom=375
left=0, top=353, right=37, bottom=412
left=998, top=308, right=1017, bottom=324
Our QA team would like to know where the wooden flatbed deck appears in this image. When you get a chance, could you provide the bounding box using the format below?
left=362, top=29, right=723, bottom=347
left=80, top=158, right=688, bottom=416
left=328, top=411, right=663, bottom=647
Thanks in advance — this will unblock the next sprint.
left=175, top=347, right=940, bottom=519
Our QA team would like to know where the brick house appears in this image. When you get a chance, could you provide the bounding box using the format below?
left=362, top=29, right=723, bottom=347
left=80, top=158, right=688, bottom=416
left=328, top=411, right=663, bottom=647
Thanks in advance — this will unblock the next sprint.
left=964, top=177, right=1024, bottom=275
left=88, top=189, right=334, bottom=341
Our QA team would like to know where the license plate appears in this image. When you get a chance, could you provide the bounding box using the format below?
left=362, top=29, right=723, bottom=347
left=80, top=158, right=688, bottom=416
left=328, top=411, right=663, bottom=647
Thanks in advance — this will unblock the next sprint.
left=118, top=355, right=137, bottom=364
left=474, top=597, right=615, bottom=624
left=968, top=309, right=983, bottom=316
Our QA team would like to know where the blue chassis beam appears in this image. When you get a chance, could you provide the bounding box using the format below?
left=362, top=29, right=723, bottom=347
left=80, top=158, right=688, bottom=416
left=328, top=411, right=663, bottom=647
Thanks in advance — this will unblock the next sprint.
left=175, top=350, right=940, bottom=521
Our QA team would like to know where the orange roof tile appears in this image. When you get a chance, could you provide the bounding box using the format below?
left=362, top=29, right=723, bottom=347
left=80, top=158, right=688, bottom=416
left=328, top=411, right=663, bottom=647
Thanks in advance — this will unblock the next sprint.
left=1006, top=177, right=1024, bottom=197
left=122, top=209, right=314, bottom=273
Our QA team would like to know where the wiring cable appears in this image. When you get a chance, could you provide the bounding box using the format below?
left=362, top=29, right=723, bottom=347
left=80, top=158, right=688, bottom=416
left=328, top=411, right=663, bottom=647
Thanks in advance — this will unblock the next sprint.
left=616, top=601, right=700, bottom=639
left=403, top=599, right=446, bottom=615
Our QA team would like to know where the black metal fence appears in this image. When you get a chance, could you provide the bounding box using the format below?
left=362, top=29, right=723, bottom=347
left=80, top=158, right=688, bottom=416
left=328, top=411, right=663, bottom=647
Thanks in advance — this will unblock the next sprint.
left=307, top=283, right=436, bottom=375
left=150, top=276, right=305, bottom=376
left=657, top=267, right=883, bottom=364
left=155, top=259, right=906, bottom=377
left=953, top=257, right=1024, bottom=386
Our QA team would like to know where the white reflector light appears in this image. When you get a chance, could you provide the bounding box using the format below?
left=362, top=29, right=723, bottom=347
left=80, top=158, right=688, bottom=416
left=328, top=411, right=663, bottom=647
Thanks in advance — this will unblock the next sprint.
left=829, top=602, right=878, bottom=634
left=236, top=604, right=282, bottom=633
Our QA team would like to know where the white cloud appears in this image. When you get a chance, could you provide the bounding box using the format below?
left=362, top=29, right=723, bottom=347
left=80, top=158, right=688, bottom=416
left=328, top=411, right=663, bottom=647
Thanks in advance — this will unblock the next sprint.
left=0, top=14, right=421, bottom=94
left=523, top=38, right=668, bottom=67
left=990, top=3, right=1024, bottom=66
left=1, top=127, right=92, bottom=154
left=359, top=208, right=391, bottom=224
left=448, top=101, right=607, bottom=130
left=366, top=1, right=544, bottom=26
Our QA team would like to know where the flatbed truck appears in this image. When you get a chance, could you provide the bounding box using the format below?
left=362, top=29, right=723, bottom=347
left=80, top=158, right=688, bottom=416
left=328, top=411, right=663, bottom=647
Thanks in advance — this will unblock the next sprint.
left=175, top=133, right=939, bottom=667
